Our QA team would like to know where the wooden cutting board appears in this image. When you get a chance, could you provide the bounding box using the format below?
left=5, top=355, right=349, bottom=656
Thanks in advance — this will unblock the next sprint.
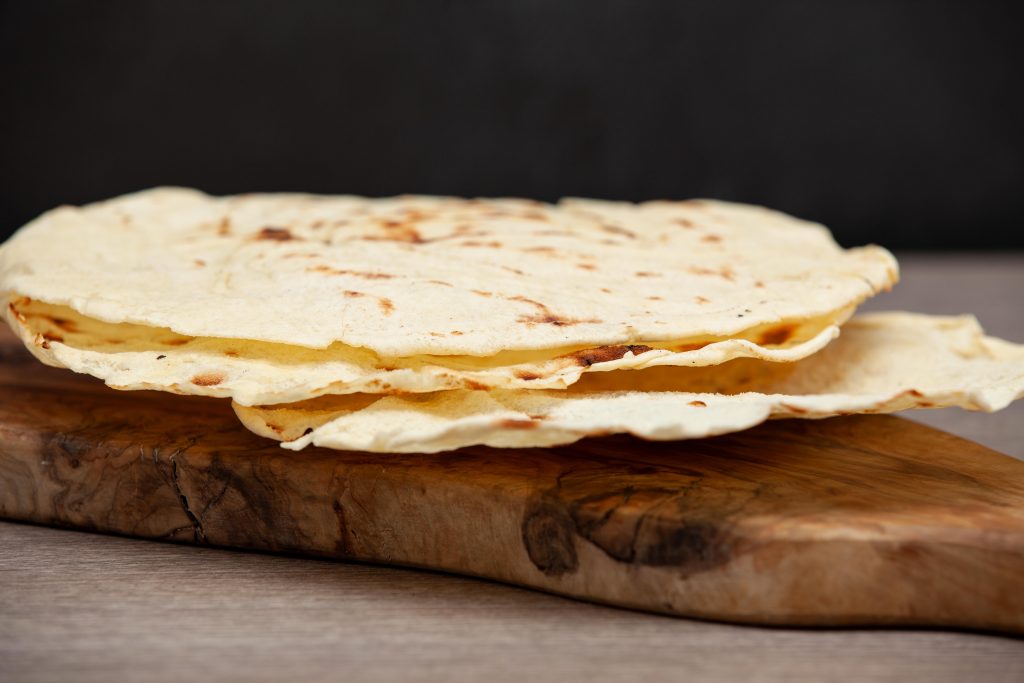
left=1, top=328, right=1022, bottom=633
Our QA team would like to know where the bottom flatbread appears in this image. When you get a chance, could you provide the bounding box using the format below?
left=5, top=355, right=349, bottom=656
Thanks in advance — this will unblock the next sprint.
left=234, top=313, right=1024, bottom=453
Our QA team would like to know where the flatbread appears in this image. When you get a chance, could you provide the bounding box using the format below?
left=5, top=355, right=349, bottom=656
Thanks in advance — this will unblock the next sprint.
left=0, top=188, right=896, bottom=357
left=2, top=296, right=846, bottom=405
left=232, top=313, right=1024, bottom=453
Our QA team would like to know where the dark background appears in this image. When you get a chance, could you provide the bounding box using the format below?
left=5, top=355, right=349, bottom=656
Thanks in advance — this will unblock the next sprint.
left=2, top=1, right=1021, bottom=248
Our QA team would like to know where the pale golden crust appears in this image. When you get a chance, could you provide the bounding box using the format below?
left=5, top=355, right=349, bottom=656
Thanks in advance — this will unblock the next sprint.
left=231, top=314, right=1024, bottom=453
left=1, top=296, right=846, bottom=405
left=0, top=188, right=896, bottom=356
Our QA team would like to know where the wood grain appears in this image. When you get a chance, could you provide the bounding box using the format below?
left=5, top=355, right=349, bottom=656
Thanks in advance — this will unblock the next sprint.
left=2, top=325, right=1023, bottom=633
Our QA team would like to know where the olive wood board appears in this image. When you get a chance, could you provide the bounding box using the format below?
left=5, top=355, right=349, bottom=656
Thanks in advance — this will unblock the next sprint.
left=0, top=328, right=1022, bottom=633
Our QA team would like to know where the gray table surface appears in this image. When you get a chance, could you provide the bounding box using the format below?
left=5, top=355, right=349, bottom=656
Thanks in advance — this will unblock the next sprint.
left=2, top=253, right=1023, bottom=683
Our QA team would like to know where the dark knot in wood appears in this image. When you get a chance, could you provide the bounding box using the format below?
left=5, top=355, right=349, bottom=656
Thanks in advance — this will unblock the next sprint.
left=521, top=497, right=579, bottom=576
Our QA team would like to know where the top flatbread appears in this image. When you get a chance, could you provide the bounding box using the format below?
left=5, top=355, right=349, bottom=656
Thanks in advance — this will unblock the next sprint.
left=0, top=188, right=896, bottom=356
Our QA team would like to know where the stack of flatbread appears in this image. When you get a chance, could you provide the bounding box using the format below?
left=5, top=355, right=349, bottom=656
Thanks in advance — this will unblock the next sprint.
left=2, top=188, right=1022, bottom=453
